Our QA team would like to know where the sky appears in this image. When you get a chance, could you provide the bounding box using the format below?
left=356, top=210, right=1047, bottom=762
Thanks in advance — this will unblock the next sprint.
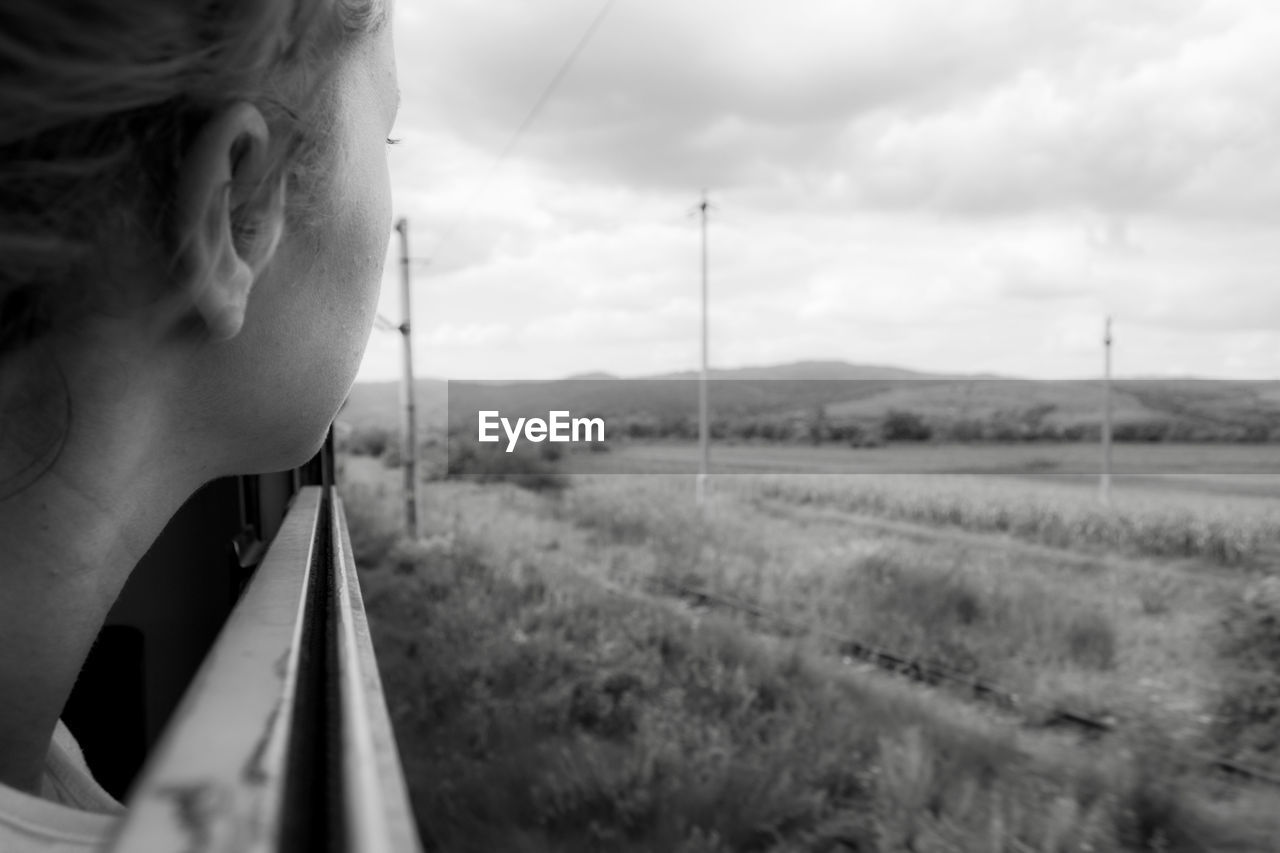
left=358, top=0, right=1280, bottom=382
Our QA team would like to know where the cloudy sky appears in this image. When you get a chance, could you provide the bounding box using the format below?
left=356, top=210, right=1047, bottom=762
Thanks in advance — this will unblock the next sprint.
left=358, top=0, right=1280, bottom=382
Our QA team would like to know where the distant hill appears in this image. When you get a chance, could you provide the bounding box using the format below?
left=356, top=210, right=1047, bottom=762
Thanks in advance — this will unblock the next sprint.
left=337, top=361, right=1280, bottom=441
left=563, top=371, right=619, bottom=380
left=337, top=361, right=951, bottom=432
left=339, top=378, right=447, bottom=431
left=655, top=360, right=951, bottom=381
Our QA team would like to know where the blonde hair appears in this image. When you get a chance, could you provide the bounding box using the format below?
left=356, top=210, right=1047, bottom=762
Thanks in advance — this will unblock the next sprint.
left=0, top=0, right=383, bottom=354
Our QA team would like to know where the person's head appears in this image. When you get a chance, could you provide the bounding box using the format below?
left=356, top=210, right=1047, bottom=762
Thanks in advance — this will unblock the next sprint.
left=0, top=0, right=399, bottom=492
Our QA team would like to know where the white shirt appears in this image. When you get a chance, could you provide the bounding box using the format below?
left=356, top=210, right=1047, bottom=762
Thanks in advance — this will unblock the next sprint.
left=0, top=721, right=124, bottom=851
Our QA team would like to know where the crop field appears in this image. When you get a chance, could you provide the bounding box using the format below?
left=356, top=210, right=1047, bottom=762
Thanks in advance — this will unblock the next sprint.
left=566, top=440, right=1280, bottom=480
left=341, top=445, right=1280, bottom=852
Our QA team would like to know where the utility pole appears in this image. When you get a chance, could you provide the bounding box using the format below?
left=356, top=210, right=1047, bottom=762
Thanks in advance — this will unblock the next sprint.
left=696, top=192, right=710, bottom=505
left=394, top=218, right=419, bottom=538
left=1101, top=315, right=1113, bottom=506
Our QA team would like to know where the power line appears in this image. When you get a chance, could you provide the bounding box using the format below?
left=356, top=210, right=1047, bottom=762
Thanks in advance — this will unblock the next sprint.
left=426, top=0, right=619, bottom=264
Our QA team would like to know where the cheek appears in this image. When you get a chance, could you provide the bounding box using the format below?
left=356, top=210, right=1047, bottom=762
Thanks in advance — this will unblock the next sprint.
left=318, top=141, right=392, bottom=364
left=346, top=133, right=392, bottom=292
left=202, top=118, right=392, bottom=473
left=246, top=140, right=390, bottom=432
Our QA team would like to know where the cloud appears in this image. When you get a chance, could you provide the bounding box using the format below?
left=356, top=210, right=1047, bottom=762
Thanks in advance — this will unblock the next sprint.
left=397, top=0, right=1280, bottom=221
left=363, top=0, right=1280, bottom=382
left=840, top=7, right=1280, bottom=219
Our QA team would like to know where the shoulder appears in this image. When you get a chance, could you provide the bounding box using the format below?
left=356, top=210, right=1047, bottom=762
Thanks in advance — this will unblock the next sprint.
left=0, top=721, right=121, bottom=852
left=44, top=721, right=123, bottom=815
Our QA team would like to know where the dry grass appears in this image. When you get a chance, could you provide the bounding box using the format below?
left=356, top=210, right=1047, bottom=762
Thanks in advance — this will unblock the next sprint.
left=732, top=473, right=1280, bottom=565
left=341, top=456, right=1280, bottom=851
left=559, top=474, right=1242, bottom=732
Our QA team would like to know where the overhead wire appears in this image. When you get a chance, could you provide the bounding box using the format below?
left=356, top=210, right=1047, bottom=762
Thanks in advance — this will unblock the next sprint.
left=425, top=0, right=619, bottom=264
left=374, top=3, right=617, bottom=338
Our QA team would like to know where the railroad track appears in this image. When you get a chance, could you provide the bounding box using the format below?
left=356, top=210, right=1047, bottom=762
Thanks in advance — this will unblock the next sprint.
left=527, top=511, right=1280, bottom=792
left=646, top=576, right=1280, bottom=791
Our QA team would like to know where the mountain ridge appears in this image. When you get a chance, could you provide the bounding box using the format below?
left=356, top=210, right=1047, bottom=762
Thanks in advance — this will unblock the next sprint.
left=338, top=359, right=1280, bottom=437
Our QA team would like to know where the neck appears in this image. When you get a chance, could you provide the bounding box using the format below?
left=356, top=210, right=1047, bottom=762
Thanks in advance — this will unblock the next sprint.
left=0, top=360, right=199, bottom=794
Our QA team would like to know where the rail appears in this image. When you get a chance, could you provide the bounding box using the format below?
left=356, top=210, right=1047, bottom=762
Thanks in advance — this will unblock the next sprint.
left=106, top=486, right=422, bottom=852
left=656, top=577, right=1280, bottom=790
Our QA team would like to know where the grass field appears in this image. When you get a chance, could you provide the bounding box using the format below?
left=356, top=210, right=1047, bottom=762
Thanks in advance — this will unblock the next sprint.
left=342, top=444, right=1280, bottom=852
left=564, top=440, right=1280, bottom=486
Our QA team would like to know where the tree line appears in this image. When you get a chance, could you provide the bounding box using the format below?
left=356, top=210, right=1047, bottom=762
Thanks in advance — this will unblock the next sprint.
left=340, top=404, right=1278, bottom=457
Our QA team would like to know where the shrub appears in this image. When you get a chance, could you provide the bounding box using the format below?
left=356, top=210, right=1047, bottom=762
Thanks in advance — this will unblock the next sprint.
left=1113, top=420, right=1170, bottom=443
left=1136, top=575, right=1178, bottom=616
left=339, top=483, right=400, bottom=568
left=1212, top=577, right=1280, bottom=761
left=881, top=409, right=931, bottom=442
left=381, top=441, right=402, bottom=468
left=946, top=418, right=986, bottom=442
left=384, top=535, right=455, bottom=576
left=1062, top=610, right=1117, bottom=671
left=843, top=422, right=885, bottom=448
left=446, top=436, right=569, bottom=493
left=343, top=424, right=396, bottom=457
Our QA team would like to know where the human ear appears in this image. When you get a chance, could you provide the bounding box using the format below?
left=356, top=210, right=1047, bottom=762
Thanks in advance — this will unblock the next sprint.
left=172, top=102, right=286, bottom=341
